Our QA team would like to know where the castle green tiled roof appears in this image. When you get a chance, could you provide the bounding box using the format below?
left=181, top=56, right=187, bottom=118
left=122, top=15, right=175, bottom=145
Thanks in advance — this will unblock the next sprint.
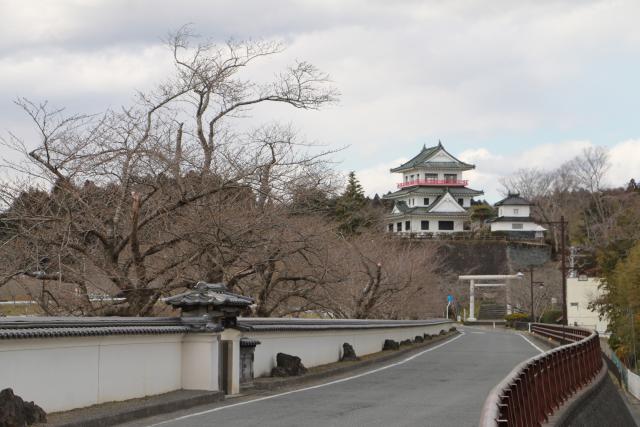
left=390, top=141, right=475, bottom=173
left=391, top=191, right=469, bottom=217
left=488, top=216, right=535, bottom=223
left=494, top=193, right=532, bottom=206
left=383, top=186, right=484, bottom=199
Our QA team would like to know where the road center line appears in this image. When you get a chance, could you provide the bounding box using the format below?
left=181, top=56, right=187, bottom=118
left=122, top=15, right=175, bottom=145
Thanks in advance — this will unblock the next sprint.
left=147, top=332, right=465, bottom=426
left=518, top=333, right=545, bottom=353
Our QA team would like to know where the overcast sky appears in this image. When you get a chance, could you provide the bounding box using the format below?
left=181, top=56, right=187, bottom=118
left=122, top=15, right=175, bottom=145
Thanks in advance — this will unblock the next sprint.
left=1, top=0, right=639, bottom=202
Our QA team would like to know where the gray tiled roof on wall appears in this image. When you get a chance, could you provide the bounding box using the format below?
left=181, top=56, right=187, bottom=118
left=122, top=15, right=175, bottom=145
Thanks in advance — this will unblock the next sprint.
left=164, top=282, right=254, bottom=308
left=0, top=316, right=193, bottom=340
left=235, top=318, right=451, bottom=332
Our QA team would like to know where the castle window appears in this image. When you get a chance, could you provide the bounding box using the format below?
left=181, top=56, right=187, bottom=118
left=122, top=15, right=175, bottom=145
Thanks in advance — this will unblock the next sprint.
left=458, top=198, right=464, bottom=206
left=405, top=221, right=411, bottom=231
left=423, top=198, right=430, bottom=205
left=512, top=223, right=524, bottom=230
left=438, top=221, right=454, bottom=230
left=421, top=220, right=429, bottom=230
left=426, top=173, right=437, bottom=180
left=396, top=222, right=402, bottom=232
left=513, top=208, right=519, bottom=215
left=388, top=224, right=393, bottom=232
left=444, top=173, right=457, bottom=182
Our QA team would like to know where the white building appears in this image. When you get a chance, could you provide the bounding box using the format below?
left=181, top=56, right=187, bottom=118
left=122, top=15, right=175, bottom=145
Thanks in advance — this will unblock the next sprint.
left=489, top=193, right=546, bottom=238
left=567, top=276, right=609, bottom=334
left=383, top=141, right=483, bottom=234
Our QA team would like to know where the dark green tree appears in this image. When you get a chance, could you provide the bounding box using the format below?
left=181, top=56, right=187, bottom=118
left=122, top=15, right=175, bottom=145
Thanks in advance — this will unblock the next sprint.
left=469, top=203, right=496, bottom=223
left=334, top=172, right=370, bottom=235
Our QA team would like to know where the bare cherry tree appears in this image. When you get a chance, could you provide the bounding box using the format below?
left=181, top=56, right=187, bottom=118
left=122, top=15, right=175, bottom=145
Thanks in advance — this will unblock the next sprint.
left=316, top=234, right=442, bottom=319
left=0, top=27, right=337, bottom=316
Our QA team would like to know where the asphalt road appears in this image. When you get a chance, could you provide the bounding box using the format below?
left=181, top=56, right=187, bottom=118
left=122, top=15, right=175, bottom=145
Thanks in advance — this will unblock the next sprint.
left=124, top=327, right=540, bottom=427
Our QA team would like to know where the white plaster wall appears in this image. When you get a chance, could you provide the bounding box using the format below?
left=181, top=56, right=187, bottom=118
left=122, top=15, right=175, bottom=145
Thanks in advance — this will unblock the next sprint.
left=0, top=334, right=185, bottom=413
left=567, top=277, right=609, bottom=334
left=401, top=218, right=463, bottom=233
left=246, top=322, right=453, bottom=378
left=181, top=334, right=220, bottom=392
left=498, top=206, right=530, bottom=217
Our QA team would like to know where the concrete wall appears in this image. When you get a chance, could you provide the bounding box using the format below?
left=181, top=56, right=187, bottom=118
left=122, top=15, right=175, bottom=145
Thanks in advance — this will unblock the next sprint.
left=0, top=333, right=220, bottom=413
left=567, top=277, right=608, bottom=334
left=237, top=322, right=452, bottom=378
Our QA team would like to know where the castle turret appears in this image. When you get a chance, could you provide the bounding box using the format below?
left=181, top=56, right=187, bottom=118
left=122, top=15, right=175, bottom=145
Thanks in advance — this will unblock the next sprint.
left=382, top=141, right=483, bottom=234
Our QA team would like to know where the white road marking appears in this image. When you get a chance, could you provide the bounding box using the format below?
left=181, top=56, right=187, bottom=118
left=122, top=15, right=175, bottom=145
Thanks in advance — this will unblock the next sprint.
left=518, top=333, right=545, bottom=353
left=460, top=325, right=491, bottom=332
left=470, top=331, right=485, bottom=334
left=147, top=332, right=465, bottom=426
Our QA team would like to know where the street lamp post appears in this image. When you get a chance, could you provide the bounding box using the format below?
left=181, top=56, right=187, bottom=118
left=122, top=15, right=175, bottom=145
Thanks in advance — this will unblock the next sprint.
left=530, top=267, right=534, bottom=321
left=529, top=265, right=544, bottom=322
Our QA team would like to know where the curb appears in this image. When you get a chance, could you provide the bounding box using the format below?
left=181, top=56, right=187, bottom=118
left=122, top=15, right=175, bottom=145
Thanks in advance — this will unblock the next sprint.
left=251, top=330, right=460, bottom=391
left=42, top=391, right=225, bottom=427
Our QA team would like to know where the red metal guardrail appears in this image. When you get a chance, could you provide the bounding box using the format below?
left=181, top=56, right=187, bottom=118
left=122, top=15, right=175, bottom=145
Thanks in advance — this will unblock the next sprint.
left=479, top=323, right=602, bottom=426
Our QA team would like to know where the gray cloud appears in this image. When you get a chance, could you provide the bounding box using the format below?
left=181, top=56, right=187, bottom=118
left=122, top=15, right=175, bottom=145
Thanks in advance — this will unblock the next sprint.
left=2, top=0, right=640, bottom=193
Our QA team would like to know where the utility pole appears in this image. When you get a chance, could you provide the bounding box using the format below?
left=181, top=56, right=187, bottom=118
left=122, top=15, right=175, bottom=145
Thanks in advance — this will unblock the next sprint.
left=539, top=216, right=569, bottom=340
left=560, top=216, right=567, bottom=327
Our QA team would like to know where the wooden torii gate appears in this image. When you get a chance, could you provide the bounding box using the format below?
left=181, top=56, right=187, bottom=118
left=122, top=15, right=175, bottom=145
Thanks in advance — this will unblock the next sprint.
left=459, top=273, right=524, bottom=321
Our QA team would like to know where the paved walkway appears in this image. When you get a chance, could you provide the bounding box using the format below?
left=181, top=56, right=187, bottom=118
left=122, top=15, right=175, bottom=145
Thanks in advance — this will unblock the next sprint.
left=122, top=327, right=540, bottom=427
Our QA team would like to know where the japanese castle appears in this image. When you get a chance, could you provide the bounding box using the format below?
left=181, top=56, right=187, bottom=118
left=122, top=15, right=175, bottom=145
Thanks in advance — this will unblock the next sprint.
left=383, top=141, right=483, bottom=234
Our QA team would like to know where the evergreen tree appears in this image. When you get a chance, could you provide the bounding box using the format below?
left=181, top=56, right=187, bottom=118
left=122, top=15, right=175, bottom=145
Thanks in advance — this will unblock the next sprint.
left=335, top=172, right=370, bottom=235
left=469, top=203, right=496, bottom=223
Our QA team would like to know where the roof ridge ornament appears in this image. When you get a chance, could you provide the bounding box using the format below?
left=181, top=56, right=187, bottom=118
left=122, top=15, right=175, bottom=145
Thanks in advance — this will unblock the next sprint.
left=438, top=140, right=443, bottom=147
left=165, top=281, right=254, bottom=329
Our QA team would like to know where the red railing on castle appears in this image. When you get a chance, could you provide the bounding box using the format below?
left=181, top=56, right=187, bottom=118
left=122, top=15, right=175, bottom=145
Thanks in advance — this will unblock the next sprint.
left=479, top=323, right=602, bottom=426
left=397, top=179, right=468, bottom=188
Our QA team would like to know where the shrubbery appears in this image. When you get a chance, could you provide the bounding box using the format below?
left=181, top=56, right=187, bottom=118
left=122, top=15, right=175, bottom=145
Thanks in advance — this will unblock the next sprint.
left=539, top=310, right=563, bottom=324
left=504, top=313, right=530, bottom=327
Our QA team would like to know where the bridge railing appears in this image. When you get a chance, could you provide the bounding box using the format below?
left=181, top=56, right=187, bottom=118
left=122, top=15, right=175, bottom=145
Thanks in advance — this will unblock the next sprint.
left=479, top=323, right=602, bottom=426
